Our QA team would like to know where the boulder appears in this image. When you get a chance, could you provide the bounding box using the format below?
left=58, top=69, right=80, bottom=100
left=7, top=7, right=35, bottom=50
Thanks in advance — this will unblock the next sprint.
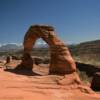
left=91, top=72, right=100, bottom=91
left=33, top=57, right=43, bottom=65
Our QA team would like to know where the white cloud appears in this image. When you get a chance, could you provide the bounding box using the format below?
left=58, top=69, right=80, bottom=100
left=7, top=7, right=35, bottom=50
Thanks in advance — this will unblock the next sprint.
left=0, top=42, right=22, bottom=47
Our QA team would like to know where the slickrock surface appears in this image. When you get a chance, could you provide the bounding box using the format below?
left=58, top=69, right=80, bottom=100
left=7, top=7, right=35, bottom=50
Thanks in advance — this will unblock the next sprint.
left=0, top=66, right=100, bottom=100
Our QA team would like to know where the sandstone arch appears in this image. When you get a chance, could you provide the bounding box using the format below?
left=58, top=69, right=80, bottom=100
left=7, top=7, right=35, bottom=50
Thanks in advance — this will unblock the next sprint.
left=21, top=25, right=76, bottom=74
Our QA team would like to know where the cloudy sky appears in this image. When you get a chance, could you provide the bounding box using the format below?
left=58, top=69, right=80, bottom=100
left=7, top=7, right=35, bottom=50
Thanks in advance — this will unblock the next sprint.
left=0, top=0, right=100, bottom=45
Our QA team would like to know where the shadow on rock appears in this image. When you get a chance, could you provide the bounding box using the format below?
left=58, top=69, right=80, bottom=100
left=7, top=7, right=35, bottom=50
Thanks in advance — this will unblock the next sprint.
left=4, top=64, right=42, bottom=76
left=76, top=62, right=100, bottom=77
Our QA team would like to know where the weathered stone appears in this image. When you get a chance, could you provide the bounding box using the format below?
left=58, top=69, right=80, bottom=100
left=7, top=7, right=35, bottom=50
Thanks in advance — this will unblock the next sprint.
left=43, top=58, right=50, bottom=64
left=91, top=72, right=100, bottom=91
left=22, top=25, right=76, bottom=74
left=12, top=55, right=21, bottom=60
left=20, top=53, right=34, bottom=70
left=6, top=56, right=11, bottom=64
left=5, top=56, right=11, bottom=69
left=33, top=57, right=44, bottom=65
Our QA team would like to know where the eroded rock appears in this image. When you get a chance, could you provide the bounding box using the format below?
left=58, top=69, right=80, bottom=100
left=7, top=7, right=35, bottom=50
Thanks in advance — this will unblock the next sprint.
left=91, top=72, right=100, bottom=91
left=21, top=25, right=76, bottom=74
left=19, top=53, right=34, bottom=70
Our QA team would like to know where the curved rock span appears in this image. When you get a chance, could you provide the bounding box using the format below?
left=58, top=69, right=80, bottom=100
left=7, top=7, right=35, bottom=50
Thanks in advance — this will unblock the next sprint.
left=20, top=25, right=76, bottom=74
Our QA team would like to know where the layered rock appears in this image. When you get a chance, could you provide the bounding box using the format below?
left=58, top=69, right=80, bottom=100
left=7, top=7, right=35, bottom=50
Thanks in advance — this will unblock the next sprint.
left=21, top=25, right=76, bottom=74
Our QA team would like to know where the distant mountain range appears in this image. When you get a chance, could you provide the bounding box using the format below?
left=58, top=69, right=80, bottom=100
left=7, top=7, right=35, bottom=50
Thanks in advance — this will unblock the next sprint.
left=0, top=43, right=48, bottom=52
left=0, top=44, right=23, bottom=52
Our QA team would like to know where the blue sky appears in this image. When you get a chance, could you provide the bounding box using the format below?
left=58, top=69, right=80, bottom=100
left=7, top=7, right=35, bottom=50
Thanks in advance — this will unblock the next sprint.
left=0, top=0, right=100, bottom=45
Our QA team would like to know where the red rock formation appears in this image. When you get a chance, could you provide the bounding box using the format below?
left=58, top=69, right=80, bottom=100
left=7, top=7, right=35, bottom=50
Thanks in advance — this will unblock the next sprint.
left=0, top=68, right=100, bottom=100
left=22, top=25, right=76, bottom=74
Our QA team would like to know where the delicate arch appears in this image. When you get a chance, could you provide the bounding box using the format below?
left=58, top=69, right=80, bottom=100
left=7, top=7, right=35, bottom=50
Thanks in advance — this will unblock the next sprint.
left=22, top=25, right=76, bottom=74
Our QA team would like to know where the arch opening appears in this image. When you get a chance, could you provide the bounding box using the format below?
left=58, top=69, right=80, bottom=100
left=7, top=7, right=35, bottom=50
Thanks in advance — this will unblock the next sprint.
left=31, top=38, right=50, bottom=66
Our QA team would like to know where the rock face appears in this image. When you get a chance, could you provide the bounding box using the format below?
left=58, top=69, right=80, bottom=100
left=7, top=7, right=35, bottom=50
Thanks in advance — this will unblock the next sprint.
left=91, top=72, right=100, bottom=91
left=20, top=53, right=34, bottom=70
left=0, top=68, right=100, bottom=100
left=70, top=40, right=100, bottom=66
left=76, top=62, right=100, bottom=77
left=21, top=25, right=76, bottom=74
